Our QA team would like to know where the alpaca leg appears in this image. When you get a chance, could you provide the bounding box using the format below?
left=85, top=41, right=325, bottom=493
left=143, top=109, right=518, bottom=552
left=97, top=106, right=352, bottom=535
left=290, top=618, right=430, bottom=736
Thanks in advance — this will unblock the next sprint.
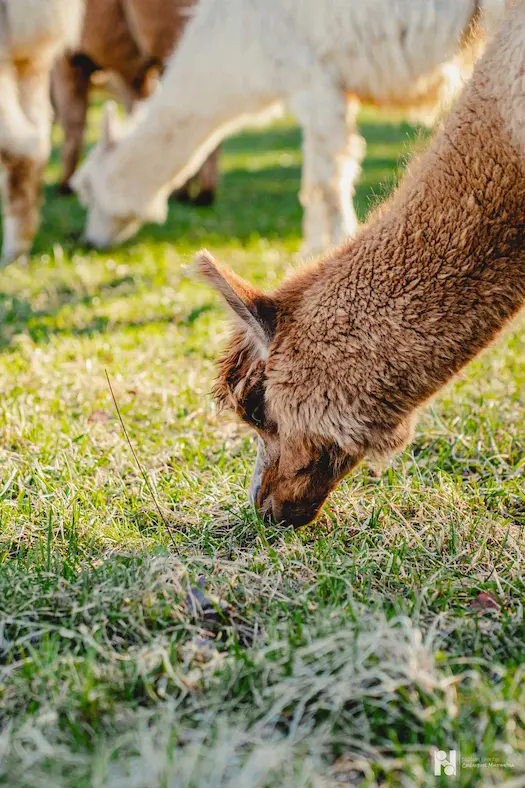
left=0, top=63, right=39, bottom=158
left=51, top=55, right=92, bottom=194
left=0, top=62, right=51, bottom=262
left=341, top=100, right=366, bottom=238
left=0, top=153, right=44, bottom=264
left=0, top=63, right=42, bottom=262
left=291, top=83, right=363, bottom=255
left=17, top=60, right=53, bottom=164
left=171, top=146, right=220, bottom=206
left=193, top=145, right=220, bottom=207
left=171, top=180, right=192, bottom=203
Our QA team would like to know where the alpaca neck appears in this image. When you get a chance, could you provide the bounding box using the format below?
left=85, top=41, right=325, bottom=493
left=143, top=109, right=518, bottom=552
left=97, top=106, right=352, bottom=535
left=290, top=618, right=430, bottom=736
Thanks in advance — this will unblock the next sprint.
left=107, top=96, right=228, bottom=210
left=284, top=33, right=525, bottom=420
left=104, top=38, right=277, bottom=212
left=354, top=70, right=525, bottom=408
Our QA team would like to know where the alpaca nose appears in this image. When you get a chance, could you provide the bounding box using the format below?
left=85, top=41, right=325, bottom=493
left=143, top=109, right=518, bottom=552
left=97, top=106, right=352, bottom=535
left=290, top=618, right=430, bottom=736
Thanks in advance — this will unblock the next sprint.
left=278, top=502, right=320, bottom=528
left=259, top=495, right=321, bottom=528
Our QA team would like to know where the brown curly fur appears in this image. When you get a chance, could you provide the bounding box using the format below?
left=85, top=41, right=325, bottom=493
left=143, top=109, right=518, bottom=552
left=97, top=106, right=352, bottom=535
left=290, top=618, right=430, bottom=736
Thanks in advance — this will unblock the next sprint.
left=199, top=3, right=525, bottom=528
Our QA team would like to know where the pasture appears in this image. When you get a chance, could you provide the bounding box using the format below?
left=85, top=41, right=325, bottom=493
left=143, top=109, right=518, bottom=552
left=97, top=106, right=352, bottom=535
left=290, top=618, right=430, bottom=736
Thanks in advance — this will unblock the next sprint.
left=0, top=108, right=524, bottom=787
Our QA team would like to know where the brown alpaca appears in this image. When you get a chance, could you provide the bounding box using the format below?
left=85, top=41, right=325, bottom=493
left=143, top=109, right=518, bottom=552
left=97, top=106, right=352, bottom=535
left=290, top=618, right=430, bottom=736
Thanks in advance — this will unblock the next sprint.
left=51, top=0, right=219, bottom=202
left=199, top=2, right=525, bottom=528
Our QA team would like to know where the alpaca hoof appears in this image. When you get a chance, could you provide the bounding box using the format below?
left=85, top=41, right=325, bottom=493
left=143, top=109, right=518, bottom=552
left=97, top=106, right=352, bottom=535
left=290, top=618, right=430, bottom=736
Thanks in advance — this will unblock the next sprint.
left=192, top=188, right=215, bottom=208
left=171, top=187, right=191, bottom=203
left=57, top=181, right=74, bottom=197
left=0, top=250, right=27, bottom=269
left=1, top=230, right=31, bottom=267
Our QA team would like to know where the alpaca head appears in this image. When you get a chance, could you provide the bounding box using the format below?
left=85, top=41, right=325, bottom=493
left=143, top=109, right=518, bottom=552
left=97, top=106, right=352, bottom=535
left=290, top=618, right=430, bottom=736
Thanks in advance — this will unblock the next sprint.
left=71, top=103, right=168, bottom=249
left=198, top=251, right=360, bottom=527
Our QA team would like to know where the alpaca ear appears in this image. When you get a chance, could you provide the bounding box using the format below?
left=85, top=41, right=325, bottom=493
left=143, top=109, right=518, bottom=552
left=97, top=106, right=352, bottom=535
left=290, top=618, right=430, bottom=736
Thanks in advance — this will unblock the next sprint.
left=101, top=101, right=119, bottom=149
left=196, top=249, right=277, bottom=351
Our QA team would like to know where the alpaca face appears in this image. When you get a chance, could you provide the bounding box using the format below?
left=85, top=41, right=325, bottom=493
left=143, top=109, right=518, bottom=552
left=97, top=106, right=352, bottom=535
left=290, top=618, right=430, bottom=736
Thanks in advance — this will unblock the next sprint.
left=72, top=147, right=164, bottom=249
left=253, top=440, right=356, bottom=527
left=71, top=103, right=168, bottom=248
left=82, top=194, right=141, bottom=250
left=213, top=335, right=356, bottom=527
left=198, top=250, right=358, bottom=527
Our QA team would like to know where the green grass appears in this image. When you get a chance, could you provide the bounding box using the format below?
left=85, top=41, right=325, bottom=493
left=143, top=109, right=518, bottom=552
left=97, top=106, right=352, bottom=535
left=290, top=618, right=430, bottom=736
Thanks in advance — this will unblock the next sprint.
left=0, top=108, right=524, bottom=787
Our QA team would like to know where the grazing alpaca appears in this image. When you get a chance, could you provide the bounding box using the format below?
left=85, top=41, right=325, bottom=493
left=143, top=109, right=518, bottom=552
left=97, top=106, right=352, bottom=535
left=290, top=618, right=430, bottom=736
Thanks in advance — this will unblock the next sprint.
left=72, top=0, right=504, bottom=252
left=198, top=0, right=525, bottom=528
left=0, top=0, right=84, bottom=264
left=52, top=0, right=219, bottom=203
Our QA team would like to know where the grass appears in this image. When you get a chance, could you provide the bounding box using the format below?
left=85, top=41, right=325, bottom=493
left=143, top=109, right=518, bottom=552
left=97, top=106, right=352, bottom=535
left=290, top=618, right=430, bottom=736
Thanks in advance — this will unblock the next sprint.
left=0, top=107, right=524, bottom=787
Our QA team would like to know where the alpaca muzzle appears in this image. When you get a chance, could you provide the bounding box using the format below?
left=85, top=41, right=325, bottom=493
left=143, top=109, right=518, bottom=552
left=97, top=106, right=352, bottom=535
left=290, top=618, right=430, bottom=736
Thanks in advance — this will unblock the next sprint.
left=256, top=485, right=327, bottom=528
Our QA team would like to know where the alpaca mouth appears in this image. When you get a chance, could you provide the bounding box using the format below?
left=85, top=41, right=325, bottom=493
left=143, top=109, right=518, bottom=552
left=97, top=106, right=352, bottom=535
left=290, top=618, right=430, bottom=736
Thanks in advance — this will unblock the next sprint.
left=257, top=492, right=323, bottom=528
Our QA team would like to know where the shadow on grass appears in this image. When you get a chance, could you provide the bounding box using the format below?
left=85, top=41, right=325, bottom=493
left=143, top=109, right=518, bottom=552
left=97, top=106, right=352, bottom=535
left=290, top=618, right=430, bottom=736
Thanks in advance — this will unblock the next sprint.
left=1, top=114, right=429, bottom=350
left=0, top=286, right=213, bottom=349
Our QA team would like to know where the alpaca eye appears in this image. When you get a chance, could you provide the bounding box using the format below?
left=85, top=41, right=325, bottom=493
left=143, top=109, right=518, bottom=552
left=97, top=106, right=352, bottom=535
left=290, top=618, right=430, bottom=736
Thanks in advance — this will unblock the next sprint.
left=241, top=388, right=266, bottom=429
left=235, top=372, right=267, bottom=430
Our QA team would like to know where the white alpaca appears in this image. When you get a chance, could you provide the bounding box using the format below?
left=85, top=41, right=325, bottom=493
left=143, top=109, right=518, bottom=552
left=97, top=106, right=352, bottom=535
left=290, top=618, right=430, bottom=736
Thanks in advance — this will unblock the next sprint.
left=73, top=0, right=505, bottom=253
left=0, top=0, right=84, bottom=264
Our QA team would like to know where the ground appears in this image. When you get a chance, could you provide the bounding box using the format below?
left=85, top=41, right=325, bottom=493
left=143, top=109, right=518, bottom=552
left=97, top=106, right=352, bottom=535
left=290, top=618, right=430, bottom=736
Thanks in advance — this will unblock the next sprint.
left=0, top=108, right=524, bottom=788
